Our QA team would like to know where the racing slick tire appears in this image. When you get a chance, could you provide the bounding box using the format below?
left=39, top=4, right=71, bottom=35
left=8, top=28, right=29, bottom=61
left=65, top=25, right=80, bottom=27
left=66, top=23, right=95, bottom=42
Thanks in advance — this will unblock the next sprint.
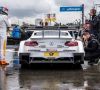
left=19, top=53, right=30, bottom=68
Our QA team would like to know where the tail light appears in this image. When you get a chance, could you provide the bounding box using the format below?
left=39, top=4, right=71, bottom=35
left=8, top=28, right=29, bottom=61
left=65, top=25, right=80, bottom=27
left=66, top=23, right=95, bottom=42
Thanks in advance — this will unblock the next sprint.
left=24, top=41, right=38, bottom=46
left=65, top=41, right=78, bottom=46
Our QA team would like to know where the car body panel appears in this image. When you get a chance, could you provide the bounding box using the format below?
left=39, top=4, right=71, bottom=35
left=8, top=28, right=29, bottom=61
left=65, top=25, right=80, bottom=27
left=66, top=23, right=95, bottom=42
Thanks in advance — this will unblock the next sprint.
left=18, top=30, right=85, bottom=64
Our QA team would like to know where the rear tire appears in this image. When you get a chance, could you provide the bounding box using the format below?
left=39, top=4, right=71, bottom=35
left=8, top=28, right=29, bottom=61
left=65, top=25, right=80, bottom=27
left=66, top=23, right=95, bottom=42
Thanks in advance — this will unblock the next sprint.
left=19, top=53, right=30, bottom=68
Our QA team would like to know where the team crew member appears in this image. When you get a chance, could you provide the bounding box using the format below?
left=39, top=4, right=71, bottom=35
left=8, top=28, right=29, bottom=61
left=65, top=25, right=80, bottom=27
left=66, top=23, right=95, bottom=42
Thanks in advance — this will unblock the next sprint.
left=0, top=7, right=10, bottom=65
left=83, top=31, right=100, bottom=64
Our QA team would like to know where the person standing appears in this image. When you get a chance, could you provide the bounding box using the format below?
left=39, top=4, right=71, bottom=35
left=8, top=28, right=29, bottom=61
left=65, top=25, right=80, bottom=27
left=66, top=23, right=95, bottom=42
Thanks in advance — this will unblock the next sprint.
left=89, top=8, right=100, bottom=41
left=0, top=7, right=10, bottom=66
left=12, top=25, right=21, bottom=39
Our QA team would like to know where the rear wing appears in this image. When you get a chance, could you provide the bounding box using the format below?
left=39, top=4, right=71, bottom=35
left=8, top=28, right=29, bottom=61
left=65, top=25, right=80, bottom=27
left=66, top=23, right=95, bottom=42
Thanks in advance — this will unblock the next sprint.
left=28, top=29, right=80, bottom=38
left=24, top=26, right=79, bottom=31
left=22, top=26, right=80, bottom=38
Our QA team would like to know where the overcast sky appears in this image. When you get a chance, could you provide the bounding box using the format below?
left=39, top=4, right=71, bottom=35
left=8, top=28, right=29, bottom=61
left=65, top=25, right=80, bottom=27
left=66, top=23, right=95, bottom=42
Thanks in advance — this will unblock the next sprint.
left=0, top=0, right=100, bottom=24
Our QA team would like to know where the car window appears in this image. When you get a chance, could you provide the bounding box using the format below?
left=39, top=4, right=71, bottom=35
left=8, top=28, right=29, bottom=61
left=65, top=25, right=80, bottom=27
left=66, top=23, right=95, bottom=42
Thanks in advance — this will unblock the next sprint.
left=31, top=31, right=42, bottom=38
left=60, top=31, right=72, bottom=38
left=60, top=32, right=68, bottom=36
left=34, top=32, right=42, bottom=36
left=31, top=30, right=72, bottom=38
left=44, top=30, right=59, bottom=37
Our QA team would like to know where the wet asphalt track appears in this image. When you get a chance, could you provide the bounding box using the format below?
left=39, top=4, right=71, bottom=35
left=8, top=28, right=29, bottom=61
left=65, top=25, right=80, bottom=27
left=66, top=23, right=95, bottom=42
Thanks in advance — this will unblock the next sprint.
left=6, top=63, right=100, bottom=90
left=2, top=48, right=100, bottom=90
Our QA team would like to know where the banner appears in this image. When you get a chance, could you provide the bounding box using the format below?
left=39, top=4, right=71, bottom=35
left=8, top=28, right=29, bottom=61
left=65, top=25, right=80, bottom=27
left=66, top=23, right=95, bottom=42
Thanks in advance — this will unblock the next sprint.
left=45, top=13, right=56, bottom=22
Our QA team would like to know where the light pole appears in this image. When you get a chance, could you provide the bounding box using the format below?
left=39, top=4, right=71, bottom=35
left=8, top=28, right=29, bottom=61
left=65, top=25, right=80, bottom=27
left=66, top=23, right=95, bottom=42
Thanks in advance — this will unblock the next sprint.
left=82, top=4, right=84, bottom=26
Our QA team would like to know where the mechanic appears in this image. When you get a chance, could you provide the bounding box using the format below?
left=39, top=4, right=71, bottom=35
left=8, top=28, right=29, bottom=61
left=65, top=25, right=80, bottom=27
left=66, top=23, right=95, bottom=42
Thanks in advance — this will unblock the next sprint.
left=0, top=7, right=10, bottom=65
left=83, top=31, right=100, bottom=64
left=12, top=25, right=21, bottom=39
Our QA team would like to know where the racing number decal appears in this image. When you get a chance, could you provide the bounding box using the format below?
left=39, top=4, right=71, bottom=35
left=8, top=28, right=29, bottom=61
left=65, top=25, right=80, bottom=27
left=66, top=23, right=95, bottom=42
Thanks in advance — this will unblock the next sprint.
left=49, top=52, right=54, bottom=56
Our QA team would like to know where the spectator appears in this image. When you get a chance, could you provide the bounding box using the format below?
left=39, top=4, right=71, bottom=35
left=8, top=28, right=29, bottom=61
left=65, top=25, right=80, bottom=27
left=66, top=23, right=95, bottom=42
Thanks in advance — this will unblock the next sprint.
left=45, top=21, right=48, bottom=26
left=90, top=18, right=99, bottom=34
left=89, top=8, right=96, bottom=20
left=86, top=23, right=98, bottom=37
left=82, top=21, right=98, bottom=39
left=79, top=23, right=92, bottom=38
left=83, top=31, right=100, bottom=64
left=89, top=10, right=100, bottom=41
left=93, top=13, right=100, bottom=42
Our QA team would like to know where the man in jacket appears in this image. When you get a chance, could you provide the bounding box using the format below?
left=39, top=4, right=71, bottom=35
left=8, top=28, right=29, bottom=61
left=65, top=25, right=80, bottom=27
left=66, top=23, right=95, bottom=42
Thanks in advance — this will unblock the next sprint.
left=83, top=31, right=100, bottom=64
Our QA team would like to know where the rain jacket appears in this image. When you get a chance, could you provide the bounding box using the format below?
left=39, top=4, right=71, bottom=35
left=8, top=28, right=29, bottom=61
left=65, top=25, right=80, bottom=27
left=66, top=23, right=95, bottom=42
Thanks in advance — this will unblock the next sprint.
left=12, top=26, right=21, bottom=39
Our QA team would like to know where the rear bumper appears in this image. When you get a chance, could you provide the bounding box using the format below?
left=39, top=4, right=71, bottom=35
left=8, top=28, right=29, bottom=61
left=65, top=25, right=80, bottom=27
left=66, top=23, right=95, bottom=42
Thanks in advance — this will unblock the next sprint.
left=19, top=52, right=84, bottom=64
left=29, top=51, right=84, bottom=58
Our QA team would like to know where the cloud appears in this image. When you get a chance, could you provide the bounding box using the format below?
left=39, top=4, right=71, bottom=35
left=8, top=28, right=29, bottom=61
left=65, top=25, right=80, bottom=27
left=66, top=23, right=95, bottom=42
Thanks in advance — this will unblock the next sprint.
left=0, top=0, right=99, bottom=24
left=54, top=0, right=100, bottom=23
left=0, top=0, right=52, bottom=18
left=54, top=0, right=83, bottom=6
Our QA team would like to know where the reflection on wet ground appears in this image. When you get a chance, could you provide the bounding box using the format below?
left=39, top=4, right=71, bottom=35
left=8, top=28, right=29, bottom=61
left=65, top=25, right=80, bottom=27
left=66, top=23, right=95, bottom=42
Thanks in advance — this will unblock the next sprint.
left=5, top=48, right=100, bottom=90
left=6, top=64, right=100, bottom=90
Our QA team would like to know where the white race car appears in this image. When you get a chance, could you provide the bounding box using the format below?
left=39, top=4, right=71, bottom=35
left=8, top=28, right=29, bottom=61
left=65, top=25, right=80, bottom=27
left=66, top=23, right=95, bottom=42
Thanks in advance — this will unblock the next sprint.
left=18, top=28, right=85, bottom=66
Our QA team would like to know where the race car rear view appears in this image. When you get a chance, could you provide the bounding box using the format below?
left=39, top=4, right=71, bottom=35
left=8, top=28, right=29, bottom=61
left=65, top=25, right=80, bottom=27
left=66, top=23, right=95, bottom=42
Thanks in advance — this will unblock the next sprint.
left=18, top=27, right=85, bottom=66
